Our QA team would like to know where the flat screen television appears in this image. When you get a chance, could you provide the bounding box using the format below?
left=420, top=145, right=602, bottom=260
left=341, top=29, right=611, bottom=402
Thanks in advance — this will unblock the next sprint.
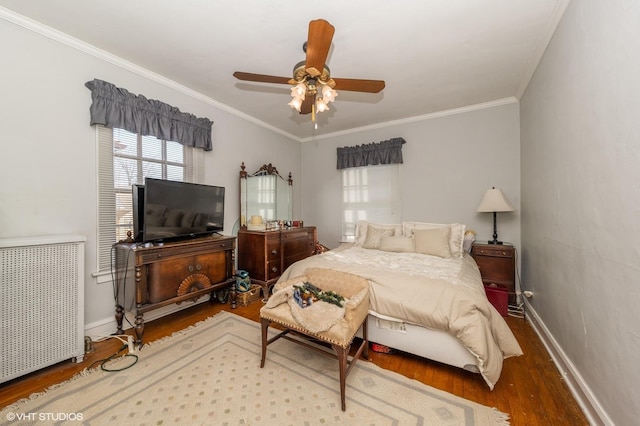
left=139, top=178, right=225, bottom=243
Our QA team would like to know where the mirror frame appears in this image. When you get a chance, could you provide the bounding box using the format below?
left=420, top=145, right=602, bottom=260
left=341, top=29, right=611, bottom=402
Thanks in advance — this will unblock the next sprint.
left=239, top=162, right=293, bottom=227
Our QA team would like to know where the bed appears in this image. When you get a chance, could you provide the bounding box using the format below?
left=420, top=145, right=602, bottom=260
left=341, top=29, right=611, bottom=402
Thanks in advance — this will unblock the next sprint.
left=277, top=220, right=523, bottom=389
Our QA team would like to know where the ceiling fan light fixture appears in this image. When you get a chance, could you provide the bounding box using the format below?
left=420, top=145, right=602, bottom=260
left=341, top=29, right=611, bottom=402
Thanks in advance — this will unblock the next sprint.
left=316, top=98, right=330, bottom=113
left=291, top=82, right=306, bottom=98
left=321, top=84, right=337, bottom=102
left=288, top=97, right=302, bottom=112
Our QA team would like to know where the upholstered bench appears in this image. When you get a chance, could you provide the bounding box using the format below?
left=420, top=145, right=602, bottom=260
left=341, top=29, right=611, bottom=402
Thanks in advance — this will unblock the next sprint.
left=259, top=268, right=370, bottom=411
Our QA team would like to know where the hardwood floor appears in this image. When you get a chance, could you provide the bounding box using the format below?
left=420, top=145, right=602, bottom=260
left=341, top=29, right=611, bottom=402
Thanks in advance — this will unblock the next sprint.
left=0, top=300, right=588, bottom=425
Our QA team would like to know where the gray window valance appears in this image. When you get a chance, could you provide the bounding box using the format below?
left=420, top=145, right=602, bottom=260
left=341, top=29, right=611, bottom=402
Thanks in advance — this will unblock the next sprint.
left=336, top=137, right=406, bottom=169
left=85, top=79, right=213, bottom=151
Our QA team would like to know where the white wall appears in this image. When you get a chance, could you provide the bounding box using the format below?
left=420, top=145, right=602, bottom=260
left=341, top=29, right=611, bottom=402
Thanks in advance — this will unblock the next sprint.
left=0, top=18, right=300, bottom=329
left=301, top=102, right=521, bottom=256
left=520, top=0, right=640, bottom=424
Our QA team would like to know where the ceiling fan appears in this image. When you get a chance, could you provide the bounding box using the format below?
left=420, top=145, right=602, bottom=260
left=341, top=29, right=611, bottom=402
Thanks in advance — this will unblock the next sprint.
left=233, top=19, right=385, bottom=122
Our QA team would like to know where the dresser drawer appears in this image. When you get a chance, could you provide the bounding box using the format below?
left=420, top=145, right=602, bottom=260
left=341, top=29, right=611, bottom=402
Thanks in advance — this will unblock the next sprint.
left=147, top=251, right=227, bottom=303
left=266, top=238, right=280, bottom=261
left=472, top=246, right=514, bottom=258
left=266, top=260, right=280, bottom=280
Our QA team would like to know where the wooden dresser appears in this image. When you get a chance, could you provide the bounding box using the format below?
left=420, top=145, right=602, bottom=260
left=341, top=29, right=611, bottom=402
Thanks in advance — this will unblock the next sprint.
left=471, top=243, right=516, bottom=304
left=237, top=227, right=317, bottom=300
left=114, top=235, right=236, bottom=346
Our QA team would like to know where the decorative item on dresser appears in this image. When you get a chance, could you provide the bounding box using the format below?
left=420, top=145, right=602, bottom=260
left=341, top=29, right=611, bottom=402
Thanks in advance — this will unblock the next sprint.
left=471, top=242, right=517, bottom=305
left=237, top=227, right=317, bottom=301
left=114, top=235, right=236, bottom=347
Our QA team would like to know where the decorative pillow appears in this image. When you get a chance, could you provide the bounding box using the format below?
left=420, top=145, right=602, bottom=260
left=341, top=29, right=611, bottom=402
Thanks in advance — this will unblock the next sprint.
left=379, top=235, right=415, bottom=253
left=402, top=222, right=466, bottom=258
left=355, top=220, right=402, bottom=247
left=413, top=227, right=452, bottom=258
left=362, top=225, right=395, bottom=249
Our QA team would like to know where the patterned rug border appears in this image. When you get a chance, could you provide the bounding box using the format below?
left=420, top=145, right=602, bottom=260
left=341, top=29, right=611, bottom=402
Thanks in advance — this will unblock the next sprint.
left=2, top=311, right=510, bottom=425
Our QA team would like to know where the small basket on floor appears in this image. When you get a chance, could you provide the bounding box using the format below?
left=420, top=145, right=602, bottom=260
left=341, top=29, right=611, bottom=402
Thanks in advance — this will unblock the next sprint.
left=236, top=284, right=261, bottom=306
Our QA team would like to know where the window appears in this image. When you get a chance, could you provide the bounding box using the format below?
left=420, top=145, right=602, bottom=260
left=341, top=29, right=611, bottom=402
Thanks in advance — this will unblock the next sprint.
left=341, top=164, right=401, bottom=242
left=96, top=126, right=203, bottom=272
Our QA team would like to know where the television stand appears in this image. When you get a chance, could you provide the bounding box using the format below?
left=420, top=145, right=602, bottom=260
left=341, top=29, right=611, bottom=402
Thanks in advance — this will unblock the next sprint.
left=114, top=235, right=236, bottom=347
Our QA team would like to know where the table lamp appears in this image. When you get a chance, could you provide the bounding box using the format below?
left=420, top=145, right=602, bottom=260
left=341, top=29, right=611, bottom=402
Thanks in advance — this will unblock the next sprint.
left=476, top=187, right=514, bottom=244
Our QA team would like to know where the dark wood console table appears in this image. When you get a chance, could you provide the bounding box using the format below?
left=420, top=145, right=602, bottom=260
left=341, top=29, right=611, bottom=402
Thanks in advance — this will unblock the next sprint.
left=114, top=235, right=236, bottom=346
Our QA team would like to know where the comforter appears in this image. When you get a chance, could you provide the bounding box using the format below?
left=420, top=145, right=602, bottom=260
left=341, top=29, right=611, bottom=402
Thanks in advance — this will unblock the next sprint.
left=277, top=244, right=523, bottom=389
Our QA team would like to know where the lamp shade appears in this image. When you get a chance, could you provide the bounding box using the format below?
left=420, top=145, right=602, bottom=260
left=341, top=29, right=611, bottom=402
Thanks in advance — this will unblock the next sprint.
left=476, top=187, right=515, bottom=213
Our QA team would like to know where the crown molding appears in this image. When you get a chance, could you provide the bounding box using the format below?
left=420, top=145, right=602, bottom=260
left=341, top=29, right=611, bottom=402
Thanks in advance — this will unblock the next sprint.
left=300, top=97, right=519, bottom=143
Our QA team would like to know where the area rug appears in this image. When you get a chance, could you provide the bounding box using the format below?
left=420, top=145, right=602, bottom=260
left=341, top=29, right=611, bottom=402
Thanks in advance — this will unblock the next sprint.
left=1, top=311, right=509, bottom=425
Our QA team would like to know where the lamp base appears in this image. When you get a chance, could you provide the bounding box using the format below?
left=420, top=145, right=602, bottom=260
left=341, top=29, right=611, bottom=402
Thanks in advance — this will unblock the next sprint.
left=488, top=240, right=504, bottom=245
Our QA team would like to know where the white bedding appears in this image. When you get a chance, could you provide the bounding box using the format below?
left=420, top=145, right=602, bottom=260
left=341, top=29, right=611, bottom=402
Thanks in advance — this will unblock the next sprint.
left=277, top=244, right=523, bottom=389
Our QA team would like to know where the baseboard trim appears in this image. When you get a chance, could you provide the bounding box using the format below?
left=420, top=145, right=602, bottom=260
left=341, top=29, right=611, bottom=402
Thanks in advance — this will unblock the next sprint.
left=84, top=296, right=211, bottom=339
left=524, top=300, right=612, bottom=426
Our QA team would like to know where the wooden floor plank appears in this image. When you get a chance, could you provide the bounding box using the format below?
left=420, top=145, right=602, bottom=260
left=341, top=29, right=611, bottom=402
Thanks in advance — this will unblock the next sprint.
left=0, top=300, right=588, bottom=425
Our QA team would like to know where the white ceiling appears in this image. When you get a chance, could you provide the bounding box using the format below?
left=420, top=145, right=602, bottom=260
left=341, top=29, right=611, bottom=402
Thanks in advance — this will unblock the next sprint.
left=0, top=0, right=568, bottom=141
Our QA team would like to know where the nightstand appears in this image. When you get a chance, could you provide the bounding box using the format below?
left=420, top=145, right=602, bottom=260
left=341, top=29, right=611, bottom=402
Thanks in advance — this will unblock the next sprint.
left=471, top=243, right=516, bottom=305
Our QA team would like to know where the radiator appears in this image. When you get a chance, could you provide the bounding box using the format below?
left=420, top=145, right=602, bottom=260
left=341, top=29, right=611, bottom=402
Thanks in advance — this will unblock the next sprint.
left=0, top=235, right=86, bottom=384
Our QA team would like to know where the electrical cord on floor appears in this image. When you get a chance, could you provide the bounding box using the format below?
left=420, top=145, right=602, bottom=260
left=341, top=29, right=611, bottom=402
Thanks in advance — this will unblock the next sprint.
left=508, top=302, right=525, bottom=319
left=88, top=343, right=139, bottom=372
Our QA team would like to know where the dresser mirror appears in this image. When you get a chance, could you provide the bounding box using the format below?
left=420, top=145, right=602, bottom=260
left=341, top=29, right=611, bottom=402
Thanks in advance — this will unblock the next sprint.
left=239, top=162, right=292, bottom=227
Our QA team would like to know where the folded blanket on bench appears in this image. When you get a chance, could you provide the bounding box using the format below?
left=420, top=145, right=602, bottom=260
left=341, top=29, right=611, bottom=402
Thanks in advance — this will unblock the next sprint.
left=264, top=285, right=347, bottom=333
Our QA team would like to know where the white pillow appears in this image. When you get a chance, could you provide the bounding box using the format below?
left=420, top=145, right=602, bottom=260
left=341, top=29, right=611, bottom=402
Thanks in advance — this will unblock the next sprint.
left=362, top=225, right=396, bottom=249
left=402, top=221, right=466, bottom=258
left=412, top=228, right=452, bottom=258
left=379, top=235, right=415, bottom=253
left=355, top=220, right=402, bottom=247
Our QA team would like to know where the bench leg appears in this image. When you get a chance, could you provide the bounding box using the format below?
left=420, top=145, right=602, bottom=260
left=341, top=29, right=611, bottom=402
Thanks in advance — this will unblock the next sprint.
left=260, top=318, right=270, bottom=368
left=333, top=343, right=350, bottom=412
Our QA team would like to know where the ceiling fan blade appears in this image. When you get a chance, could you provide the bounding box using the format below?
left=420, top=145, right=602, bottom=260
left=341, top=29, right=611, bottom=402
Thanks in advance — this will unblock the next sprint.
left=299, top=95, right=314, bottom=115
left=233, top=71, right=291, bottom=85
left=332, top=78, right=386, bottom=93
left=305, top=19, right=335, bottom=77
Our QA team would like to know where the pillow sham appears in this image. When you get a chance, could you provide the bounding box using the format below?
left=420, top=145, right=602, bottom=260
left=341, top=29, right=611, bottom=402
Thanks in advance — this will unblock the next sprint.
left=362, top=225, right=395, bottom=249
left=402, top=221, right=466, bottom=258
left=413, top=227, right=452, bottom=258
left=355, top=220, right=402, bottom=247
left=379, top=235, right=415, bottom=253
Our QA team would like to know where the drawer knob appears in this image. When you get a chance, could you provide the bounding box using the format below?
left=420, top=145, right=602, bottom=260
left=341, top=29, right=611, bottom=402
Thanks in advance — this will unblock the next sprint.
left=188, top=265, right=194, bottom=272
left=196, top=264, right=202, bottom=271
left=271, top=266, right=278, bottom=273
left=271, top=249, right=278, bottom=255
